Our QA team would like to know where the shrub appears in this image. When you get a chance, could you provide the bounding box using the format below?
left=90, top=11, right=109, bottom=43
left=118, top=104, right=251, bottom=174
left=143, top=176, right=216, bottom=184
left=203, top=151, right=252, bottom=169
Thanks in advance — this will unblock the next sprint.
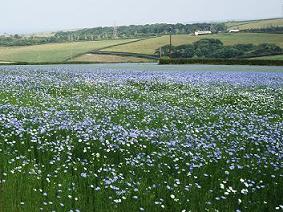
left=157, top=39, right=283, bottom=59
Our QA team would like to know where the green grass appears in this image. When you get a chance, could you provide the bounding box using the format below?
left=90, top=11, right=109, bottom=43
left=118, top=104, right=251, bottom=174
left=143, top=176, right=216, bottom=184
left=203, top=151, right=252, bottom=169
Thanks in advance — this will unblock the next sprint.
left=0, top=32, right=282, bottom=64
left=226, top=18, right=283, bottom=30
left=71, top=53, right=155, bottom=63
left=103, top=33, right=283, bottom=55
left=0, top=39, right=136, bottom=63
left=250, top=54, right=283, bottom=60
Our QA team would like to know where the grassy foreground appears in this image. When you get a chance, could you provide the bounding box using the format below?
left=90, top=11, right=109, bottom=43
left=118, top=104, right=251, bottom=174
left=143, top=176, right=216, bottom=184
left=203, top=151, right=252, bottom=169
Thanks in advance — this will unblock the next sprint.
left=0, top=66, right=282, bottom=211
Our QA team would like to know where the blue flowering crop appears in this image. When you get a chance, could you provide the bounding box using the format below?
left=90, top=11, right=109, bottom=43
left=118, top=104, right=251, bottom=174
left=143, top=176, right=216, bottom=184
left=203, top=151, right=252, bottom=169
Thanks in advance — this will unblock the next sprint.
left=0, top=64, right=282, bottom=211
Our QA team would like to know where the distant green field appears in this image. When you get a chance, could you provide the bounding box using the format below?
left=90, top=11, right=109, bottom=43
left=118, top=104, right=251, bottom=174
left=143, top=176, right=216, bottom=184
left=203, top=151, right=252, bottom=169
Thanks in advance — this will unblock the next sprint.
left=226, top=18, right=283, bottom=30
left=104, top=33, right=283, bottom=55
left=250, top=54, right=283, bottom=60
left=0, top=39, right=136, bottom=63
left=0, top=32, right=282, bottom=64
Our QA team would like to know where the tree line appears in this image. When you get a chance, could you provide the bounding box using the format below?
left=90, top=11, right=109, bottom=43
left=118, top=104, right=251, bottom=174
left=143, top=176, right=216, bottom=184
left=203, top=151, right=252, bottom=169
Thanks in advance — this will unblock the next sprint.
left=54, top=23, right=226, bottom=41
left=0, top=23, right=226, bottom=46
left=157, top=39, right=282, bottom=59
left=0, top=36, right=59, bottom=47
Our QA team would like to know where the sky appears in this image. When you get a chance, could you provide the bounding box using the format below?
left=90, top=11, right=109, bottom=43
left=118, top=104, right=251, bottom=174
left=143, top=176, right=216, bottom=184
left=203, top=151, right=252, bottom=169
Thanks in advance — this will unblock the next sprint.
left=0, top=0, right=282, bottom=34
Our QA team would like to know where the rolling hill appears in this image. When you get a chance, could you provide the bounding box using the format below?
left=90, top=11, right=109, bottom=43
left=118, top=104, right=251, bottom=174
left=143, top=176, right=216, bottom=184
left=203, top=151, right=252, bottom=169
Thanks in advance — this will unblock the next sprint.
left=226, top=18, right=283, bottom=30
left=103, top=33, right=283, bottom=55
left=0, top=18, right=282, bottom=64
left=69, top=33, right=283, bottom=63
left=0, top=39, right=137, bottom=63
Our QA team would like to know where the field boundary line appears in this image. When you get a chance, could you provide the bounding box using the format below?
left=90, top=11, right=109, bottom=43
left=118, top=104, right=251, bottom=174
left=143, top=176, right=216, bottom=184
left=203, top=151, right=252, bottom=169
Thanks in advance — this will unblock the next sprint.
left=88, top=51, right=159, bottom=60
left=65, top=37, right=156, bottom=62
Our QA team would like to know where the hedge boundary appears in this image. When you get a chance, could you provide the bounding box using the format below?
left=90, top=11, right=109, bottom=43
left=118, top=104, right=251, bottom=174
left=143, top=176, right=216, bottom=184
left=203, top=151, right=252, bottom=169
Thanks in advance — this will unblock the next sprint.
left=159, top=58, right=283, bottom=66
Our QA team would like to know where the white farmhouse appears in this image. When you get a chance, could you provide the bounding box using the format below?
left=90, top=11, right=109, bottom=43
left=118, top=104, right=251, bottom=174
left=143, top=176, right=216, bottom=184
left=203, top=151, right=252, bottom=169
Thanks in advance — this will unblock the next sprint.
left=194, top=31, right=212, bottom=36
left=229, top=29, right=240, bottom=33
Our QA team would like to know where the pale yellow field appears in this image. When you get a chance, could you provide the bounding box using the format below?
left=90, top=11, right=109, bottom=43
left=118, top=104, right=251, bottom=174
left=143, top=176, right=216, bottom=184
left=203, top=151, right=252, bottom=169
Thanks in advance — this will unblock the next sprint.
left=71, top=53, right=154, bottom=63
left=104, top=33, right=283, bottom=55
left=0, top=61, right=14, bottom=64
left=227, top=18, right=283, bottom=30
left=0, top=39, right=136, bottom=63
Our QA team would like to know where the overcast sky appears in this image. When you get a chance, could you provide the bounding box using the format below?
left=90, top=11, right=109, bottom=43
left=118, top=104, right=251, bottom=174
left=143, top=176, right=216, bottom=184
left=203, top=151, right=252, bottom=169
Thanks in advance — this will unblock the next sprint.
left=0, top=0, right=282, bottom=34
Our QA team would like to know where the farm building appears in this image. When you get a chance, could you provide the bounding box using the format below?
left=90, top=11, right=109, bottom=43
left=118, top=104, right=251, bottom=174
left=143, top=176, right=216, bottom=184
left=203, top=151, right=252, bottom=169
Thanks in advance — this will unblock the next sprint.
left=229, top=29, right=240, bottom=33
left=194, top=31, right=212, bottom=36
